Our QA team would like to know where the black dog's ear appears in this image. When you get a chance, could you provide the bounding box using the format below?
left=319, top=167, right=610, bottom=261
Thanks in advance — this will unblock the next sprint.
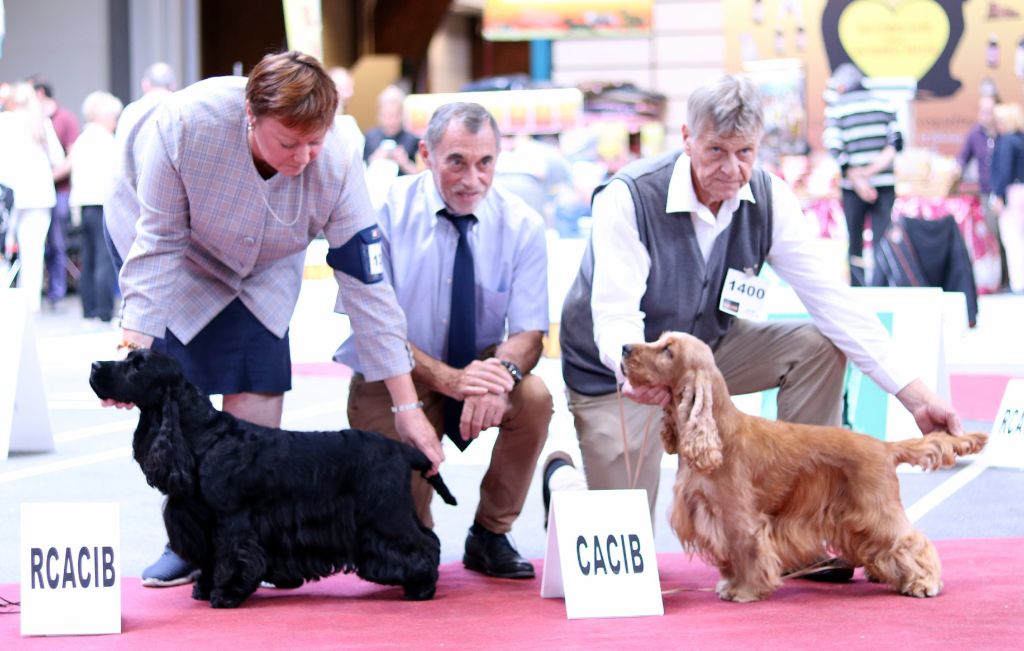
left=142, top=387, right=196, bottom=496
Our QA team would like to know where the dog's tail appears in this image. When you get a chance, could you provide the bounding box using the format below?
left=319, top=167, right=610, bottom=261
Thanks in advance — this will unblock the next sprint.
left=402, top=446, right=458, bottom=506
left=887, top=431, right=988, bottom=471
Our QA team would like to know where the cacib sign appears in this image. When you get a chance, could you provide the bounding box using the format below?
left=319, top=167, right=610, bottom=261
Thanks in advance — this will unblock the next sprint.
left=541, top=489, right=663, bottom=619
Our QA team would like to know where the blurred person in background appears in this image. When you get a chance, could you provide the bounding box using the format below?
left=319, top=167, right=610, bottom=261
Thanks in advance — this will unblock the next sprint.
left=823, top=63, right=903, bottom=286
left=69, top=90, right=123, bottom=322
left=116, top=62, right=176, bottom=146
left=106, top=63, right=177, bottom=270
left=363, top=84, right=419, bottom=175
left=991, top=102, right=1024, bottom=294
left=954, top=95, right=1006, bottom=290
left=495, top=133, right=573, bottom=228
left=110, top=62, right=180, bottom=270
left=330, top=66, right=364, bottom=153
left=28, top=75, right=79, bottom=307
left=0, top=82, right=65, bottom=311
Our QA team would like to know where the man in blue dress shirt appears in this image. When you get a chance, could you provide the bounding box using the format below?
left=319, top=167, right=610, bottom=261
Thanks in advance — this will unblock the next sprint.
left=336, top=102, right=551, bottom=579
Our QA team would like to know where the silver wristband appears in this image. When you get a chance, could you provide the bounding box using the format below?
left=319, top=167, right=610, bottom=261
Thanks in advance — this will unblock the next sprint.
left=390, top=400, right=424, bottom=414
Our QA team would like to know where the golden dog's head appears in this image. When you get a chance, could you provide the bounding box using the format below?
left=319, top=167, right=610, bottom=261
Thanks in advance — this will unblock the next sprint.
left=621, top=332, right=722, bottom=472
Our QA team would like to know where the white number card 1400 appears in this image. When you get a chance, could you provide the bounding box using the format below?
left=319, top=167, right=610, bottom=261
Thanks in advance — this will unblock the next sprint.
left=718, top=267, right=769, bottom=321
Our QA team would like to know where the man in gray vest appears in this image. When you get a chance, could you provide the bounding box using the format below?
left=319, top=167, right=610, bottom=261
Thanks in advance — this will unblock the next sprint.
left=557, top=75, right=962, bottom=575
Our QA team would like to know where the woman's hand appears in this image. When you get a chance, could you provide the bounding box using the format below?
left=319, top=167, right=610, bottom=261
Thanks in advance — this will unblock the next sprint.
left=394, top=408, right=444, bottom=475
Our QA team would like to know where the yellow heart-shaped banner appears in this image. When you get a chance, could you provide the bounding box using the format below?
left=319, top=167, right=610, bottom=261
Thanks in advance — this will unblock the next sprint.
left=838, top=0, right=950, bottom=80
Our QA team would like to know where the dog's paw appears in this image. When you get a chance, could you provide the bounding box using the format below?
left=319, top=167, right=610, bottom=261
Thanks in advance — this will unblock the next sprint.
left=403, top=582, right=436, bottom=601
left=209, top=592, right=245, bottom=608
left=900, top=577, right=942, bottom=598
left=863, top=567, right=882, bottom=583
left=715, top=578, right=765, bottom=603
left=191, top=582, right=211, bottom=601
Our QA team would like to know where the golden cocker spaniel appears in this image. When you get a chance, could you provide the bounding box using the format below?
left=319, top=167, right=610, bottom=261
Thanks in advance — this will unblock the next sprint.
left=621, top=331, right=988, bottom=602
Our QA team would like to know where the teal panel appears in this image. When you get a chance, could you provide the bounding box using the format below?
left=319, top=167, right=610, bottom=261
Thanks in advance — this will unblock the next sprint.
left=755, top=312, right=894, bottom=440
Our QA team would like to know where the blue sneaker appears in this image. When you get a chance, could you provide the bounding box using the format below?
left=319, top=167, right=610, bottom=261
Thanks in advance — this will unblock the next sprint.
left=141, top=544, right=200, bottom=587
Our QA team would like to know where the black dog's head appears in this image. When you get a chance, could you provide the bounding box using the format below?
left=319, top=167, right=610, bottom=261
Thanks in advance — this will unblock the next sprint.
left=90, top=349, right=197, bottom=496
left=90, top=348, right=186, bottom=407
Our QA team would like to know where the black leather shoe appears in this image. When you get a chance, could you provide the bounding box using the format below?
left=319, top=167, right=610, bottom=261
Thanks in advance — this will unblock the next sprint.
left=463, top=524, right=535, bottom=579
left=787, top=557, right=854, bottom=583
left=542, top=451, right=574, bottom=530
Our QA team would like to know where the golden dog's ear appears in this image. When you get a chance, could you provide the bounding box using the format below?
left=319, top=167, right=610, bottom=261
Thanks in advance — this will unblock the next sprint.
left=677, top=366, right=722, bottom=473
left=660, top=401, right=680, bottom=455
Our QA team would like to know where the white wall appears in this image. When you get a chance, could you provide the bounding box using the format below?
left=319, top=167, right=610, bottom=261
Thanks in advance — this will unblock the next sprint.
left=126, top=0, right=199, bottom=102
left=0, top=0, right=200, bottom=120
left=427, top=12, right=473, bottom=94
left=0, top=0, right=109, bottom=122
left=552, top=0, right=726, bottom=150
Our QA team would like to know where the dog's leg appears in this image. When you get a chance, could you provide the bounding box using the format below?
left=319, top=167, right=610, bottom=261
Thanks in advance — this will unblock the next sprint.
left=715, top=516, right=782, bottom=602
left=192, top=561, right=214, bottom=601
left=355, top=517, right=441, bottom=600
left=400, top=525, right=442, bottom=601
left=163, top=498, right=214, bottom=601
left=864, top=529, right=942, bottom=598
left=208, top=516, right=267, bottom=608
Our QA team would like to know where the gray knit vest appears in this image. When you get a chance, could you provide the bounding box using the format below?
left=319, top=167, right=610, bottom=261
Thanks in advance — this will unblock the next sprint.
left=560, top=151, right=774, bottom=395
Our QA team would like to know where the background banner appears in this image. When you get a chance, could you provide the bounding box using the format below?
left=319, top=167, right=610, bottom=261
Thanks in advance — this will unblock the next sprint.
left=483, top=0, right=652, bottom=41
left=725, top=0, right=1024, bottom=156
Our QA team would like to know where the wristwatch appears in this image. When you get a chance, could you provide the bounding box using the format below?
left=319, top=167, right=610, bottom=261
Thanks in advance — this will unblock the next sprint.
left=498, top=359, right=523, bottom=387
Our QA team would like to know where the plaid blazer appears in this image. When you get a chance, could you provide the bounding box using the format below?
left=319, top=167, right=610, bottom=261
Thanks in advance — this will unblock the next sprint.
left=109, top=76, right=411, bottom=381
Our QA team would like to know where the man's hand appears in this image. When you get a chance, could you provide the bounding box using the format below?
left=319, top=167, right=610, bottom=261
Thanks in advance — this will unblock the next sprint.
left=450, top=358, right=514, bottom=400
left=896, top=378, right=964, bottom=436
left=459, top=392, right=510, bottom=442
left=621, top=379, right=671, bottom=407
left=848, top=169, right=878, bottom=202
left=394, top=408, right=444, bottom=475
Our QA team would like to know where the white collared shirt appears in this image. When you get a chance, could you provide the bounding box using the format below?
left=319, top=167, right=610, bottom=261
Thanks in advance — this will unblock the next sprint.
left=69, top=123, right=119, bottom=208
left=590, top=152, right=912, bottom=394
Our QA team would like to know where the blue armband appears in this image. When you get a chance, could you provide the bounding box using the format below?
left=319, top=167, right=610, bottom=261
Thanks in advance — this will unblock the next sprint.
left=326, top=226, right=384, bottom=284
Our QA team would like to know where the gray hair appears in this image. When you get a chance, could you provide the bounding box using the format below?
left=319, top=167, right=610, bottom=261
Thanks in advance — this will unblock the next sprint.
left=81, top=90, right=123, bottom=123
left=378, top=84, right=405, bottom=107
left=830, top=63, right=863, bottom=93
left=686, top=75, right=764, bottom=139
left=424, top=102, right=501, bottom=153
left=143, top=62, right=177, bottom=91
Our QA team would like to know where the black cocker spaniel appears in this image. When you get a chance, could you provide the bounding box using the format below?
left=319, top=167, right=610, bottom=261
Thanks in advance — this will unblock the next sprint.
left=90, top=349, right=456, bottom=608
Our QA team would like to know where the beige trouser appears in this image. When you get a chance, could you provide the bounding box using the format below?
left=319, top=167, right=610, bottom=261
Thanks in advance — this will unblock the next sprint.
left=568, top=320, right=847, bottom=517
left=347, top=373, right=552, bottom=533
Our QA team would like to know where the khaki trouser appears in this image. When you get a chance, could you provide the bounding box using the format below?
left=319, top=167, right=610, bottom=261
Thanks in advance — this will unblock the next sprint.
left=568, top=320, right=847, bottom=518
left=347, top=373, right=552, bottom=533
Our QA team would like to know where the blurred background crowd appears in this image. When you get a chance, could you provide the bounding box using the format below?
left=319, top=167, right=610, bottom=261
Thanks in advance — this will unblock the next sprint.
left=2, top=0, right=1024, bottom=320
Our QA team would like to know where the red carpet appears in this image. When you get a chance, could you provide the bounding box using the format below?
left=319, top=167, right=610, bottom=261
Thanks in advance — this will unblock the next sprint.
left=2, top=538, right=1020, bottom=649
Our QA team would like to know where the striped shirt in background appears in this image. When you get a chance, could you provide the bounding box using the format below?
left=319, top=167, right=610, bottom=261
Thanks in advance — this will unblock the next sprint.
left=823, top=89, right=903, bottom=190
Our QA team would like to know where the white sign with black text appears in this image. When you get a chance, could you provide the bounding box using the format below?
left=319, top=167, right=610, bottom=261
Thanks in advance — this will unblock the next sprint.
left=541, top=489, right=663, bottom=619
left=20, top=502, right=121, bottom=636
left=984, top=379, right=1024, bottom=469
